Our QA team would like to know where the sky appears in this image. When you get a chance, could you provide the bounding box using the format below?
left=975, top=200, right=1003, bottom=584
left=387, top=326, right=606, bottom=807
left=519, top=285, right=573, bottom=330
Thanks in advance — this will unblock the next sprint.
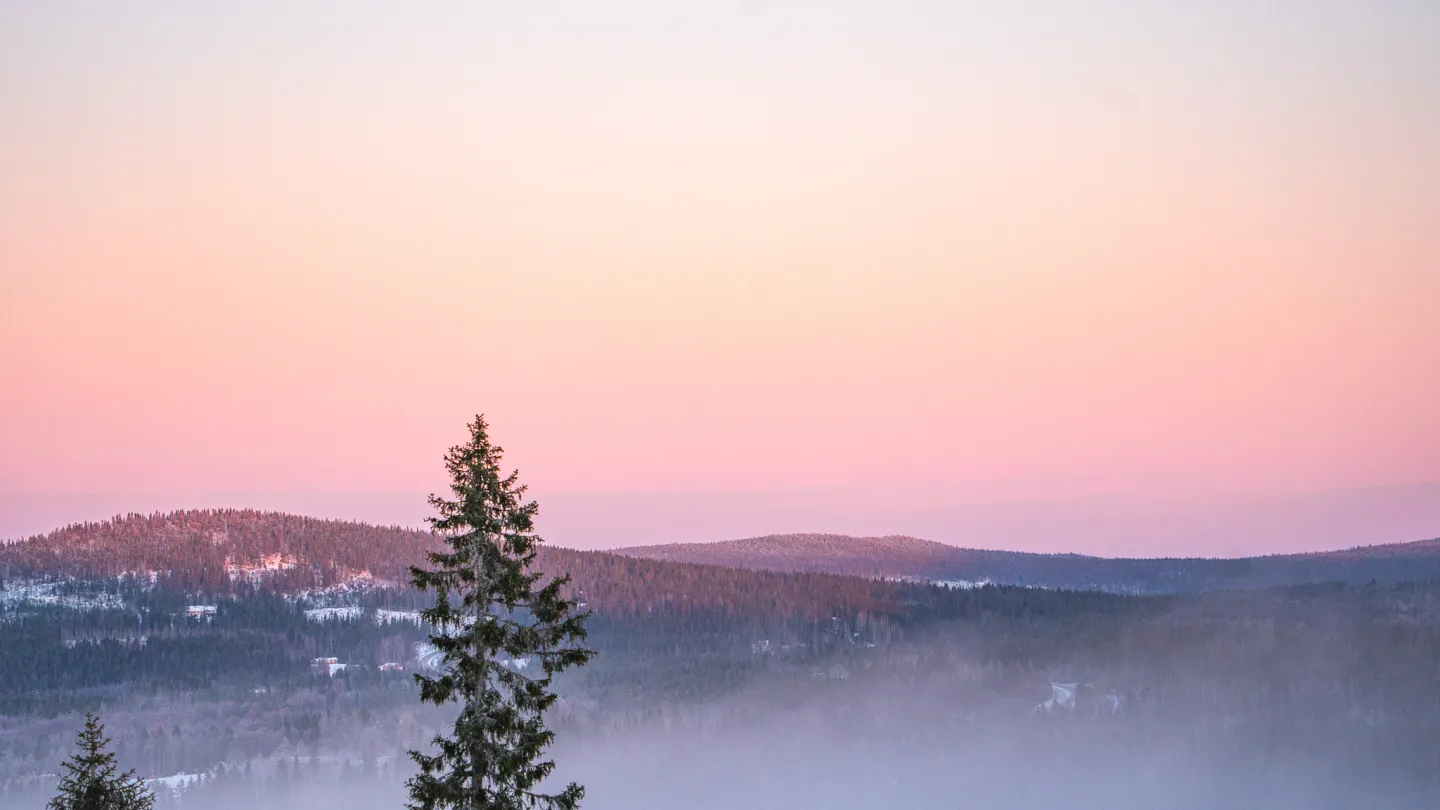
left=2, top=1, right=1438, bottom=553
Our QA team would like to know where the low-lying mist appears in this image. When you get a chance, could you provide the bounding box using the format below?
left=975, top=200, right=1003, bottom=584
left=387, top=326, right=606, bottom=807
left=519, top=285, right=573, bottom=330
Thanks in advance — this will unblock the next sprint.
left=6, top=660, right=1430, bottom=810
left=7, top=511, right=1440, bottom=809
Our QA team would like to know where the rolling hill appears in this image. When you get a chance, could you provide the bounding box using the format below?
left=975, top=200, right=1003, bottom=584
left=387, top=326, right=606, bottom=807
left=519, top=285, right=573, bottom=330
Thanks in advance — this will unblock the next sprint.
left=7, top=509, right=1440, bottom=598
left=613, top=532, right=1440, bottom=593
left=0, top=510, right=964, bottom=622
left=6, top=510, right=1440, bottom=807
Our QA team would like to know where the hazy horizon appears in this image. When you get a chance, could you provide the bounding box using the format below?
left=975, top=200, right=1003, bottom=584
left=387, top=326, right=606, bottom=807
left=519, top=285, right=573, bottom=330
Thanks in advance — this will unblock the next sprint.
left=5, top=481, right=1439, bottom=558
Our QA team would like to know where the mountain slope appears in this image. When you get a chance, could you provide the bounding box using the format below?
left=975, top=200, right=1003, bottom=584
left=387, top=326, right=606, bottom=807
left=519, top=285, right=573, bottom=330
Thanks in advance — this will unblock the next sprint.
left=613, top=534, right=985, bottom=578
left=0, top=510, right=968, bottom=621
left=8, top=510, right=1440, bottom=597
left=613, top=532, right=1440, bottom=593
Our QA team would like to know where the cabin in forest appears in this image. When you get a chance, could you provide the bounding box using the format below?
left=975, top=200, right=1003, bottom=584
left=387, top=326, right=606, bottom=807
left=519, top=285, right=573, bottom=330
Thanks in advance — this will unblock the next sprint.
left=312, top=656, right=346, bottom=676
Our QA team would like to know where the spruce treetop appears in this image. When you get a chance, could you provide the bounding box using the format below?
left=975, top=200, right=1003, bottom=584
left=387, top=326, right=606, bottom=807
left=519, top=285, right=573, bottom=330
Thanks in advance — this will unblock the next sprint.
left=406, top=414, right=593, bottom=810
left=48, top=713, right=156, bottom=810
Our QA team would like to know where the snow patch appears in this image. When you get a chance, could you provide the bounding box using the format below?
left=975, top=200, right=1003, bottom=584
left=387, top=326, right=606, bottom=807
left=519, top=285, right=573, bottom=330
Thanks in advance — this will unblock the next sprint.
left=148, top=771, right=207, bottom=796
left=304, top=606, right=364, bottom=623
left=0, top=579, right=126, bottom=612
left=414, top=641, right=446, bottom=673
left=1034, top=682, right=1078, bottom=714
left=375, top=609, right=424, bottom=626
left=224, top=553, right=299, bottom=584
left=931, top=578, right=995, bottom=590
left=291, top=570, right=394, bottom=601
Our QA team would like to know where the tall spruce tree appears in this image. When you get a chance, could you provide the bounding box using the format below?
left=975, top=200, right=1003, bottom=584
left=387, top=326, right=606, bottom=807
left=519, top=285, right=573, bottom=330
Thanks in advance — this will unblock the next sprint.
left=407, top=415, right=593, bottom=810
left=48, top=713, right=156, bottom=810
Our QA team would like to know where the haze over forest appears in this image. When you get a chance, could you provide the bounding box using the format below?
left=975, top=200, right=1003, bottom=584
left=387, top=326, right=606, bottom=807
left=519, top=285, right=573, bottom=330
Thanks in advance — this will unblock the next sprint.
left=1, top=509, right=1439, bottom=809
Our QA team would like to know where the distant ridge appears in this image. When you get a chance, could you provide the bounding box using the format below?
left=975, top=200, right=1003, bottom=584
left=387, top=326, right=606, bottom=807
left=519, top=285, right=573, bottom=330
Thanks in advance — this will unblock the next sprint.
left=0, top=510, right=955, bottom=619
left=614, top=534, right=1001, bottom=578
left=613, top=532, right=1440, bottom=594
left=7, top=510, right=1440, bottom=596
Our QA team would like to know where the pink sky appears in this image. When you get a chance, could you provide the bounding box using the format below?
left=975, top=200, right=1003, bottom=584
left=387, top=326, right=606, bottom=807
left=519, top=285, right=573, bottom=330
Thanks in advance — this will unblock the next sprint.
left=2, top=3, right=1438, bottom=552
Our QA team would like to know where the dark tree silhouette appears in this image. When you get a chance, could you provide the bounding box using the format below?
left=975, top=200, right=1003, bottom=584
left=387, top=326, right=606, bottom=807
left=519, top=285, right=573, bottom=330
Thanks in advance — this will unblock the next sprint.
left=406, top=415, right=593, bottom=810
left=48, top=713, right=156, bottom=810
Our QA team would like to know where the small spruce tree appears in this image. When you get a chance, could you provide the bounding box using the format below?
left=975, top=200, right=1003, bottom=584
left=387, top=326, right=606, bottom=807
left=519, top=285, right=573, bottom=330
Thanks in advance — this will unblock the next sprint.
left=48, top=713, right=156, bottom=810
left=407, top=415, right=593, bottom=810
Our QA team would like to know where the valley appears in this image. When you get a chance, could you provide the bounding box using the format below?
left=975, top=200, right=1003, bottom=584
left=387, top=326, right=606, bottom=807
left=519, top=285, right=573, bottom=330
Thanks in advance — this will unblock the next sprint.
left=3, top=510, right=1440, bottom=808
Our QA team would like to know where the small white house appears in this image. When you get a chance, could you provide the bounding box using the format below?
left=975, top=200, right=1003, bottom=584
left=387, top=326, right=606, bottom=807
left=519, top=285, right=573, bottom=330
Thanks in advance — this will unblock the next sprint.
left=312, top=656, right=346, bottom=676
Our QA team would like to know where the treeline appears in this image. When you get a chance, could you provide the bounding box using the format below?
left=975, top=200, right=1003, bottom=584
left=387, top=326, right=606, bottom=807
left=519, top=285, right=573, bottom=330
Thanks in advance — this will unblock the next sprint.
left=618, top=532, right=1440, bottom=593
left=0, top=510, right=435, bottom=592
left=5, top=578, right=1440, bottom=803
left=0, top=574, right=1140, bottom=708
left=7, top=510, right=1440, bottom=802
left=14, top=511, right=1440, bottom=600
left=0, top=509, right=1134, bottom=623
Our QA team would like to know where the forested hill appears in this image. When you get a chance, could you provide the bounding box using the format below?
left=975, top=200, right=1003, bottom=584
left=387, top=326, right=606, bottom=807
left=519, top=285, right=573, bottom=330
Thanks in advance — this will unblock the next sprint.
left=614, top=532, right=1440, bottom=593
left=0, top=510, right=988, bottom=622
left=1, top=510, right=435, bottom=591
left=6, top=511, right=1440, bottom=806
left=9, top=510, right=1440, bottom=600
